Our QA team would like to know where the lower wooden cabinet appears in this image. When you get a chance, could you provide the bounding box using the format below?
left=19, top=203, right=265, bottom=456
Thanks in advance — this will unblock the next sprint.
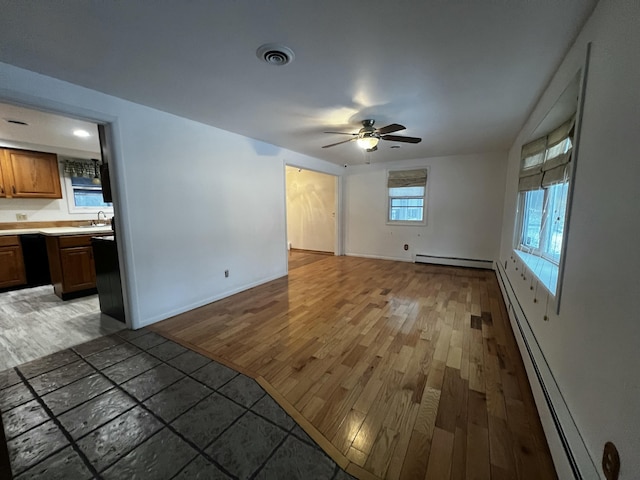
left=46, top=234, right=103, bottom=299
left=0, top=236, right=27, bottom=289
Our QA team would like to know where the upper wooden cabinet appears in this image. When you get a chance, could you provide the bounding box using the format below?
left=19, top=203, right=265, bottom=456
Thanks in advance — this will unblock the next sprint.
left=0, top=148, right=62, bottom=199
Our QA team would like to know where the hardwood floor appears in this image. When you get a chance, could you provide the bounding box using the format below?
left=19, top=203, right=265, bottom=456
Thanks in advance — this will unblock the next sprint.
left=152, top=253, right=557, bottom=480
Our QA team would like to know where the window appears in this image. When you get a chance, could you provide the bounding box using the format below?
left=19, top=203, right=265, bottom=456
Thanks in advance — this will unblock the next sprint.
left=70, top=176, right=112, bottom=208
left=63, top=158, right=113, bottom=213
left=387, top=169, right=427, bottom=224
left=515, top=117, right=574, bottom=294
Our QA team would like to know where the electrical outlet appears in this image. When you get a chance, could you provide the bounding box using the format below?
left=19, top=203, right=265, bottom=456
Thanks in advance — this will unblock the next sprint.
left=224, top=270, right=229, bottom=278
left=403, top=244, right=409, bottom=251
left=16, top=213, right=27, bottom=221
left=602, top=442, right=620, bottom=480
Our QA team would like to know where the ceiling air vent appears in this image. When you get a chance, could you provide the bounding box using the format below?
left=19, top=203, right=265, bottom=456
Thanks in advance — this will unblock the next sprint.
left=6, top=119, right=29, bottom=126
left=256, top=43, right=295, bottom=66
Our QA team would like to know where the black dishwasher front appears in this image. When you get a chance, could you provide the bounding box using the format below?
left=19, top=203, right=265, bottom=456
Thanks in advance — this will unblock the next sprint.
left=19, top=234, right=51, bottom=287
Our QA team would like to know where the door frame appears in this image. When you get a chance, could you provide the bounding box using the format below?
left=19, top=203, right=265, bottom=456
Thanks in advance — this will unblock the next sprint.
left=0, top=90, right=132, bottom=329
left=283, top=162, right=344, bottom=273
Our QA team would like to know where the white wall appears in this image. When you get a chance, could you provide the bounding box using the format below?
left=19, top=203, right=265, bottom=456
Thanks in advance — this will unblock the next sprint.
left=345, top=153, right=507, bottom=263
left=498, top=0, right=640, bottom=477
left=285, top=166, right=336, bottom=252
left=0, top=61, right=341, bottom=329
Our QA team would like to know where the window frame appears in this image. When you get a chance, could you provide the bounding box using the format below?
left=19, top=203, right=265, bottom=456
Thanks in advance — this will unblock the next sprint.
left=63, top=172, right=114, bottom=215
left=386, top=168, right=428, bottom=226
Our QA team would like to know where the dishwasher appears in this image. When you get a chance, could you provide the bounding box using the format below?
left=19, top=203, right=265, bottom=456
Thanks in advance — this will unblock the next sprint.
left=19, top=234, right=51, bottom=287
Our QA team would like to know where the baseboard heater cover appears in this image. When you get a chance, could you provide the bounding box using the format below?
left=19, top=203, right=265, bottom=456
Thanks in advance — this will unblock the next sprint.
left=415, top=254, right=493, bottom=270
left=495, top=264, right=598, bottom=480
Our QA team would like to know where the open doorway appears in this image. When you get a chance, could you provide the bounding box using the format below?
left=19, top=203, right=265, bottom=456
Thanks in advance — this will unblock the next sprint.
left=285, top=166, right=337, bottom=269
left=0, top=102, right=124, bottom=369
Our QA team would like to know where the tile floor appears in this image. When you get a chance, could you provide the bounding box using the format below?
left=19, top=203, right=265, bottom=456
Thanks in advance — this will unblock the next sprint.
left=0, top=329, right=355, bottom=479
left=0, top=286, right=125, bottom=370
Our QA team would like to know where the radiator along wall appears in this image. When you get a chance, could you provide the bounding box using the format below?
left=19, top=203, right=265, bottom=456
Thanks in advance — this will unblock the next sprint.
left=344, top=152, right=507, bottom=266
left=497, top=0, right=640, bottom=478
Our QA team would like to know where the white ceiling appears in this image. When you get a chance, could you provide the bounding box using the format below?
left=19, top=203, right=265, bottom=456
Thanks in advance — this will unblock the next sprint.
left=0, top=103, right=100, bottom=156
left=0, top=0, right=596, bottom=165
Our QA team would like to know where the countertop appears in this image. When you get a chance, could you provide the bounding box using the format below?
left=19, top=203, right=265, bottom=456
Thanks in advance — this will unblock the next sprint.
left=0, top=226, right=114, bottom=237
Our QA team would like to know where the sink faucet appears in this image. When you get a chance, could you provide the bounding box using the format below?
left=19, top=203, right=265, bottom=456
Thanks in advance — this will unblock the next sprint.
left=96, top=211, right=107, bottom=225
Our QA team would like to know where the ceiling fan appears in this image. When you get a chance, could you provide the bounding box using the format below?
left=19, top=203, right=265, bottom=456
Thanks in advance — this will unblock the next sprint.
left=322, top=119, right=422, bottom=152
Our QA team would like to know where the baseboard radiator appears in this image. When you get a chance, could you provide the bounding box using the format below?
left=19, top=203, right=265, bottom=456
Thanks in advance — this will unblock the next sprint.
left=494, top=263, right=598, bottom=480
left=414, top=254, right=493, bottom=270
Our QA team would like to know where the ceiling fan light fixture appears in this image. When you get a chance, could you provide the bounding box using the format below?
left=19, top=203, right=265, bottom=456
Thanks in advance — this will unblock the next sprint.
left=356, top=134, right=379, bottom=150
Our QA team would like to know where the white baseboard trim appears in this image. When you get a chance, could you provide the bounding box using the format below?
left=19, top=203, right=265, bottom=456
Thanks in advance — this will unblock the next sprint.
left=415, top=254, right=493, bottom=270
left=344, top=253, right=413, bottom=263
left=137, top=271, right=288, bottom=329
left=494, top=263, right=598, bottom=480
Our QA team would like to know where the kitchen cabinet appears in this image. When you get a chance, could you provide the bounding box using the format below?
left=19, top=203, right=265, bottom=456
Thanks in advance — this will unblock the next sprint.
left=0, top=236, right=27, bottom=289
left=0, top=148, right=62, bottom=199
left=46, top=234, right=106, bottom=299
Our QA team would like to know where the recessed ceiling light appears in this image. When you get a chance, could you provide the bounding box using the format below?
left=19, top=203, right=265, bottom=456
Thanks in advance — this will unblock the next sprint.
left=73, top=129, right=91, bottom=138
left=5, top=119, right=29, bottom=126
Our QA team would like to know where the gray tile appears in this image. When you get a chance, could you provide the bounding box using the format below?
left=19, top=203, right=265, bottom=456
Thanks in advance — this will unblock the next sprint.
left=102, top=428, right=197, bottom=480
left=291, top=425, right=316, bottom=447
left=128, top=332, right=167, bottom=350
left=168, top=350, right=211, bottom=374
left=0, top=368, right=20, bottom=390
left=85, top=342, right=141, bottom=370
left=121, top=364, right=184, bottom=401
left=143, top=377, right=212, bottom=422
left=102, top=352, right=161, bottom=384
left=14, top=445, right=92, bottom=480
left=174, top=455, right=231, bottom=479
left=42, top=373, right=114, bottom=415
left=7, top=420, right=68, bottom=475
left=333, top=469, right=358, bottom=480
left=206, top=412, right=287, bottom=479
left=76, top=406, right=162, bottom=472
left=115, top=328, right=149, bottom=340
left=171, top=393, right=246, bottom=449
left=255, top=435, right=335, bottom=480
left=191, top=361, right=238, bottom=390
left=147, top=341, right=187, bottom=361
left=27, top=360, right=94, bottom=395
left=73, top=335, right=123, bottom=357
left=58, top=388, right=137, bottom=440
left=218, top=374, right=265, bottom=408
left=18, top=349, right=79, bottom=378
left=252, top=395, right=295, bottom=430
left=1, top=399, right=49, bottom=440
left=0, top=381, right=33, bottom=412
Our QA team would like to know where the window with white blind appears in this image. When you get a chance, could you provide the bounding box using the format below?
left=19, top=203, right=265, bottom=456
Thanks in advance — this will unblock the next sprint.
left=387, top=169, right=428, bottom=225
left=515, top=117, right=574, bottom=294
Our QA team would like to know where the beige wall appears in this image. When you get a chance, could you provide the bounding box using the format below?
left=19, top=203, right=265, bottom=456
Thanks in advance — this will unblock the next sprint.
left=286, top=166, right=336, bottom=252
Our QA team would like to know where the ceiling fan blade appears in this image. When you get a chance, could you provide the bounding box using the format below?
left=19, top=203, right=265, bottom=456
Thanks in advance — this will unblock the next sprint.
left=322, top=138, right=357, bottom=148
left=381, top=135, right=422, bottom=144
left=323, top=131, right=357, bottom=135
left=376, top=123, right=406, bottom=135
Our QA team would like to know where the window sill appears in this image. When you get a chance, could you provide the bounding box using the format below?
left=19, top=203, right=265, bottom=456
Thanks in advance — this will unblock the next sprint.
left=514, top=249, right=558, bottom=295
left=386, top=221, right=426, bottom=227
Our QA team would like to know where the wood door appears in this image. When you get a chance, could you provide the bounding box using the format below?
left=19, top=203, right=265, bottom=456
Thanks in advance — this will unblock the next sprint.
left=0, top=245, right=27, bottom=288
left=60, top=246, right=96, bottom=292
left=2, top=149, right=62, bottom=198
